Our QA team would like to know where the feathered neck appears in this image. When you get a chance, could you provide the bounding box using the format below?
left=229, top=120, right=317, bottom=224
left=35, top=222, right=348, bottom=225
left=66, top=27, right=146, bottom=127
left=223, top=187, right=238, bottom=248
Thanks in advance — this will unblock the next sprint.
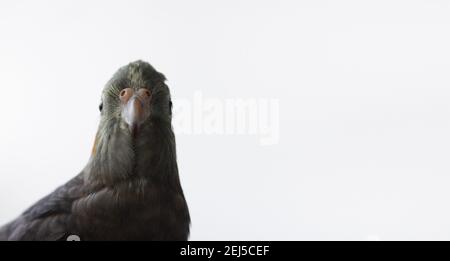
left=83, top=118, right=182, bottom=191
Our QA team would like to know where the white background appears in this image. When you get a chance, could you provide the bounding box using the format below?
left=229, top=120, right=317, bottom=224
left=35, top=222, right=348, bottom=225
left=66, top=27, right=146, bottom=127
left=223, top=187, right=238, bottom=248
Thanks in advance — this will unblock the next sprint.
left=1, top=0, right=450, bottom=240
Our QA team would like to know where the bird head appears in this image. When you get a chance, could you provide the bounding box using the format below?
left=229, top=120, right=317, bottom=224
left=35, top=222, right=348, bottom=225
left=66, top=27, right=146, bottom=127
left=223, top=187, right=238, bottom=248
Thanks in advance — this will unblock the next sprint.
left=98, top=60, right=171, bottom=138
left=87, top=61, right=175, bottom=184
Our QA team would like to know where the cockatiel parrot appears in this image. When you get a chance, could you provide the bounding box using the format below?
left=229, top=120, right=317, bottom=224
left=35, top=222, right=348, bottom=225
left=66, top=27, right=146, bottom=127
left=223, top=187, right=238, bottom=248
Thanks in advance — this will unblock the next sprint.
left=0, top=60, right=190, bottom=240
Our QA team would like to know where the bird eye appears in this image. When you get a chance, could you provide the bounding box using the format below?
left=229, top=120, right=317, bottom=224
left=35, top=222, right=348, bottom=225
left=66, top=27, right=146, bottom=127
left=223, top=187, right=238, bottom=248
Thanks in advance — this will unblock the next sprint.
left=143, top=89, right=151, bottom=97
left=99, top=103, right=103, bottom=112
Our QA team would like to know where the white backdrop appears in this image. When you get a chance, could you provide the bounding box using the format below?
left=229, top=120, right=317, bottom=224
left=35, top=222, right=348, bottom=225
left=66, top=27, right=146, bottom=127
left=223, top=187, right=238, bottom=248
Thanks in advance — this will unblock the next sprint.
left=1, top=0, right=450, bottom=240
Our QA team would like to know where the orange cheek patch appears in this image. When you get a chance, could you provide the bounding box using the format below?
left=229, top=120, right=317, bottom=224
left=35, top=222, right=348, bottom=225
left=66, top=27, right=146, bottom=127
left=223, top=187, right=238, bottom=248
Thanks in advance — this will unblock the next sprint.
left=91, top=133, right=99, bottom=155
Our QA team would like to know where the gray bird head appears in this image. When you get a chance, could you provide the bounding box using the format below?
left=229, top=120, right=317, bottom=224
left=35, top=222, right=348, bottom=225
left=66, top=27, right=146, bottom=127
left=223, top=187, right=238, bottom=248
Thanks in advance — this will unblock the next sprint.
left=99, top=60, right=172, bottom=137
left=87, top=60, right=175, bottom=185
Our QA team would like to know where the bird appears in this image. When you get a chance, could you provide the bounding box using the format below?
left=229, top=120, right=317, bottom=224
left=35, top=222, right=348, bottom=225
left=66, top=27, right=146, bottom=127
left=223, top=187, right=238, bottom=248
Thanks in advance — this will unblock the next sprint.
left=0, top=60, right=190, bottom=241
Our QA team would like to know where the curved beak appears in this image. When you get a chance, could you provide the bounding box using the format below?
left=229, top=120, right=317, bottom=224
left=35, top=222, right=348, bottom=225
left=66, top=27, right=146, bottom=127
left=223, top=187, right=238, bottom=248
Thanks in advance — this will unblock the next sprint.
left=120, top=88, right=151, bottom=136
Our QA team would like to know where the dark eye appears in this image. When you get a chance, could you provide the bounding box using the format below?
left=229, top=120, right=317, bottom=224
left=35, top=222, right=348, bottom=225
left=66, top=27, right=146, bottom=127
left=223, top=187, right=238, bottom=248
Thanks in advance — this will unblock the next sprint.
left=99, top=103, right=103, bottom=112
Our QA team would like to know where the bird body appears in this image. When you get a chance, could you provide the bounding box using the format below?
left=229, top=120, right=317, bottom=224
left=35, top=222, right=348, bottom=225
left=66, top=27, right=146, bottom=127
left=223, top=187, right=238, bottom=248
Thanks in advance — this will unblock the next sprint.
left=0, top=61, right=190, bottom=240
